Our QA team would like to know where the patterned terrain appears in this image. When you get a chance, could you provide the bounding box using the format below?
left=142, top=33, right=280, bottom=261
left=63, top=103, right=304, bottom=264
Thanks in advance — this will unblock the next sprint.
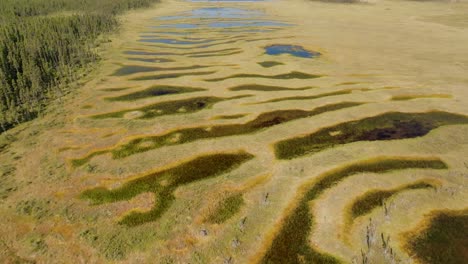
left=1, top=0, right=468, bottom=263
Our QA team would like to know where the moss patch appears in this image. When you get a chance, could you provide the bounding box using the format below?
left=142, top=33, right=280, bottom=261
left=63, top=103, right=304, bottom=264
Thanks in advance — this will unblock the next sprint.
left=104, top=85, right=205, bottom=101
left=90, top=96, right=224, bottom=120
left=348, top=180, right=437, bottom=223
left=112, top=65, right=210, bottom=76
left=206, top=193, right=244, bottom=224
left=258, top=61, right=284, bottom=68
left=80, top=152, right=254, bottom=226
left=130, top=71, right=216, bottom=81
left=71, top=150, right=109, bottom=168
left=275, top=111, right=468, bottom=159
left=404, top=209, right=468, bottom=264
left=108, top=102, right=362, bottom=159
left=212, top=114, right=247, bottom=120
left=261, top=157, right=447, bottom=264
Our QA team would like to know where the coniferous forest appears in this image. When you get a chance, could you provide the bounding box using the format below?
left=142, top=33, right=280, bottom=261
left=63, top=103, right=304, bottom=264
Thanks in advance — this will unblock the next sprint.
left=0, top=0, right=160, bottom=132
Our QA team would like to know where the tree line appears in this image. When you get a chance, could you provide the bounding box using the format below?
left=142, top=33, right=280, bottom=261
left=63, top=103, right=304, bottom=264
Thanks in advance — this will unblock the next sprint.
left=0, top=0, right=160, bottom=132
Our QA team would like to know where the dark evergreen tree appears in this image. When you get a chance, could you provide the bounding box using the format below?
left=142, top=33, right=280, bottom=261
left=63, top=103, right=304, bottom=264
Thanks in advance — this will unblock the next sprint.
left=0, top=0, right=160, bottom=132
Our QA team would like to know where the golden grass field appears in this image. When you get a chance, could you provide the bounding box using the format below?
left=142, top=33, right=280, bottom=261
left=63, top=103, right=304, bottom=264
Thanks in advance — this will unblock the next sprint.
left=1, top=0, right=468, bottom=263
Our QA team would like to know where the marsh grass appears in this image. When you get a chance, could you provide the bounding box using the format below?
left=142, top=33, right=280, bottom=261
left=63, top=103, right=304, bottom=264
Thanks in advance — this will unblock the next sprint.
left=108, top=102, right=363, bottom=159
left=391, top=94, right=452, bottom=101
left=404, top=209, right=468, bottom=264
left=275, top=111, right=468, bottom=159
left=130, top=70, right=216, bottom=81
left=205, top=71, right=322, bottom=82
left=146, top=39, right=243, bottom=50
left=185, top=48, right=240, bottom=55
left=253, top=88, right=365, bottom=104
left=229, top=84, right=311, bottom=92
left=189, top=50, right=243, bottom=58
left=104, top=85, right=205, bottom=101
left=90, top=96, right=224, bottom=119
left=112, top=65, right=210, bottom=76
left=80, top=152, right=254, bottom=226
left=123, top=50, right=162, bottom=56
left=206, top=193, right=244, bottom=224
left=124, top=48, right=241, bottom=58
left=0, top=133, right=16, bottom=152
left=93, top=227, right=158, bottom=260
left=71, top=150, right=109, bottom=168
left=348, top=180, right=437, bottom=222
left=16, top=199, right=51, bottom=220
left=112, top=65, right=163, bottom=76
left=126, top=57, right=174, bottom=63
left=262, top=157, right=447, bottom=263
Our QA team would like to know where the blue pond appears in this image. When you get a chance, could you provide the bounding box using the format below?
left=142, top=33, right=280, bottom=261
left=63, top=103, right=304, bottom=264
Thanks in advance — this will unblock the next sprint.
left=265, top=45, right=320, bottom=58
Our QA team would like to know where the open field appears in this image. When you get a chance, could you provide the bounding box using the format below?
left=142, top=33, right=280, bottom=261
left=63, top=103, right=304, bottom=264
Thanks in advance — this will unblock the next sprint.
left=1, top=0, right=468, bottom=263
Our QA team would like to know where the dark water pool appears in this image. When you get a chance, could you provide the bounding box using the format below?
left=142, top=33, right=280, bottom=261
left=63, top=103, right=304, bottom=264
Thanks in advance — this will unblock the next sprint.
left=265, top=45, right=320, bottom=58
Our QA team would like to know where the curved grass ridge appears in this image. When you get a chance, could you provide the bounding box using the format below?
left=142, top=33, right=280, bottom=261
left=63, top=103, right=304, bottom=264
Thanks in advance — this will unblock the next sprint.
left=391, top=94, right=452, bottom=101
left=251, top=88, right=368, bottom=105
left=189, top=50, right=243, bottom=58
left=112, top=65, right=210, bottom=76
left=90, top=96, right=249, bottom=120
left=275, top=111, right=468, bottom=159
left=104, top=85, right=205, bottom=101
left=261, top=157, right=447, bottom=264
left=72, top=102, right=362, bottom=166
left=80, top=151, right=254, bottom=226
left=130, top=70, right=216, bottom=81
left=204, top=71, right=322, bottom=82
left=127, top=57, right=174, bottom=63
left=228, top=84, right=312, bottom=92
left=124, top=47, right=241, bottom=57
left=346, top=179, right=440, bottom=228
left=101, top=87, right=132, bottom=92
left=403, top=209, right=468, bottom=264
left=206, top=193, right=244, bottom=224
left=144, top=38, right=249, bottom=50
